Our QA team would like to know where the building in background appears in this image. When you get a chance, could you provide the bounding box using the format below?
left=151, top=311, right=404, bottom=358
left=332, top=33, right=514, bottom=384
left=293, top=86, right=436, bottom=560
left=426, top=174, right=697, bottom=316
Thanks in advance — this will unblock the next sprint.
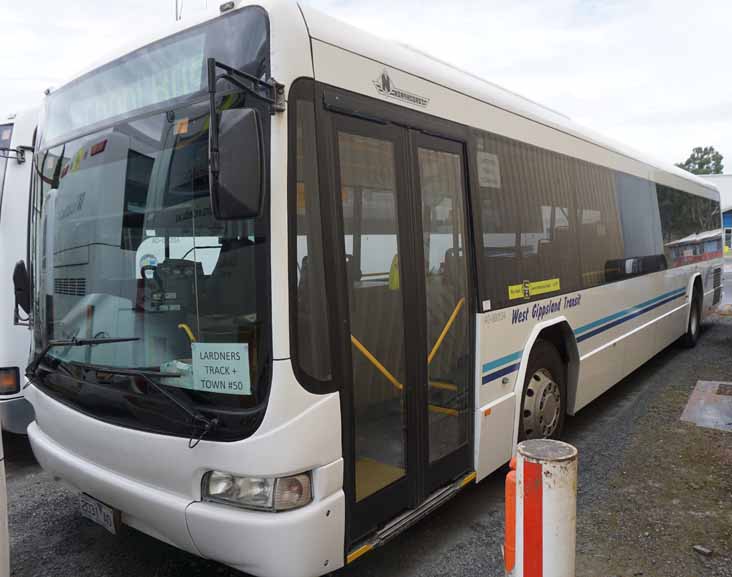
left=702, top=174, right=732, bottom=253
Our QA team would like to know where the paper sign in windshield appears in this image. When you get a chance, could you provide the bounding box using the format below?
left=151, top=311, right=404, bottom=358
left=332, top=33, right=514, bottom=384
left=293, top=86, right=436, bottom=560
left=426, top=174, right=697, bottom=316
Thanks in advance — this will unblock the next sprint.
left=192, top=343, right=250, bottom=395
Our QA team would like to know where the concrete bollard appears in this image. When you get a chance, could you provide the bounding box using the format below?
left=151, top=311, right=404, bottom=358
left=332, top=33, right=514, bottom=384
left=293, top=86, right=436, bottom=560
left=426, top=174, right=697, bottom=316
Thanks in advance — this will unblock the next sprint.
left=505, top=439, right=578, bottom=577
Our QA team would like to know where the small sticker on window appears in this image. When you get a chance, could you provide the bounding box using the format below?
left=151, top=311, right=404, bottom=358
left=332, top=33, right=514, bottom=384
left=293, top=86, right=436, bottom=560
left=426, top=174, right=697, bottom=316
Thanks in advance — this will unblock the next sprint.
left=477, top=151, right=501, bottom=188
left=174, top=118, right=190, bottom=135
left=1, top=129, right=10, bottom=140
left=508, top=278, right=561, bottom=300
left=192, top=343, right=251, bottom=395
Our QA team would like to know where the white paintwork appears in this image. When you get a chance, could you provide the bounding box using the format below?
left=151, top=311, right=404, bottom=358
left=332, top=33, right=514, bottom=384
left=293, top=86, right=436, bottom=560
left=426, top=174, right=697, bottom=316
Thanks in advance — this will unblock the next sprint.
left=474, top=393, right=515, bottom=483
left=25, top=1, right=723, bottom=575
left=300, top=4, right=717, bottom=200
left=0, top=108, right=36, bottom=434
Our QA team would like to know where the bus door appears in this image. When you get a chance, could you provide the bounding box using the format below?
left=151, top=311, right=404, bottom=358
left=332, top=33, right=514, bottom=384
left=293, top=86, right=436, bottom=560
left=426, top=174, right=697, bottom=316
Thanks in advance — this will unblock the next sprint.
left=328, top=112, right=472, bottom=543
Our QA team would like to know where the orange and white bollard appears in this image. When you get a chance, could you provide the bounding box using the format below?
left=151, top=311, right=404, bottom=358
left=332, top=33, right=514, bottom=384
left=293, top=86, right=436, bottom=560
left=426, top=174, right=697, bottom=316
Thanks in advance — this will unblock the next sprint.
left=505, top=440, right=578, bottom=577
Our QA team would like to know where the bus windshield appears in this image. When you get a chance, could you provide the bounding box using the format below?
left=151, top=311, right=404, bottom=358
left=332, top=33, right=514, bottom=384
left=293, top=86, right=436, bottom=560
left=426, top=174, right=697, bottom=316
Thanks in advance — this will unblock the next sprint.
left=30, top=7, right=272, bottom=439
left=35, top=97, right=268, bottom=406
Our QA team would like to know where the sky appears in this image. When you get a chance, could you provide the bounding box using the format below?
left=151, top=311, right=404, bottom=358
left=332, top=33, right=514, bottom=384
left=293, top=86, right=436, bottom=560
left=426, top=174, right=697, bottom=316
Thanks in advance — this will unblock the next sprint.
left=1, top=0, right=730, bottom=171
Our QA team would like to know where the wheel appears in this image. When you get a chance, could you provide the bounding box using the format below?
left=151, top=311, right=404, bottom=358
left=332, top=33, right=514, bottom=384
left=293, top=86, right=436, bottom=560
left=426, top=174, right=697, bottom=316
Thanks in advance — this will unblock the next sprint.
left=519, top=340, right=566, bottom=440
left=681, top=288, right=701, bottom=348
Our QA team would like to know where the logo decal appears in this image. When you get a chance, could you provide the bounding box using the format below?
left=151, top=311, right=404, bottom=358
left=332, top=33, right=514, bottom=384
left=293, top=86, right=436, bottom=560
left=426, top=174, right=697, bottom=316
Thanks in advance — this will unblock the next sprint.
left=373, top=70, right=430, bottom=107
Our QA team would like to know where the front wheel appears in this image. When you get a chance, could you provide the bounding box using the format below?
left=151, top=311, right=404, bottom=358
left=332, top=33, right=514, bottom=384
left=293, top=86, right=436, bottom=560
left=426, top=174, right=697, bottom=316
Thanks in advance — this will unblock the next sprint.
left=682, top=289, right=701, bottom=348
left=518, top=340, right=566, bottom=440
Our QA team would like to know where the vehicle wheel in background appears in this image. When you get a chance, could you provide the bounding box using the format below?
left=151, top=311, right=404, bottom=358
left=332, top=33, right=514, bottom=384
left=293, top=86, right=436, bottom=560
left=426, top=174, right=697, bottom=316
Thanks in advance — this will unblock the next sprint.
left=681, top=287, right=702, bottom=348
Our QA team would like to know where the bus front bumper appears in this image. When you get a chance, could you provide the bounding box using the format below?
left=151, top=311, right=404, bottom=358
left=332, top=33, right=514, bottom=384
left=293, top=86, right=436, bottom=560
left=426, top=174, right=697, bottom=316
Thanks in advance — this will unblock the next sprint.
left=27, top=421, right=346, bottom=577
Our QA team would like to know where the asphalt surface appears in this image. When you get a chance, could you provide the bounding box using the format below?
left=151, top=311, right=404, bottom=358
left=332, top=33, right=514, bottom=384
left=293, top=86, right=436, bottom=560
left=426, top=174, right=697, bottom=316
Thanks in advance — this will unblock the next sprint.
left=6, top=277, right=732, bottom=577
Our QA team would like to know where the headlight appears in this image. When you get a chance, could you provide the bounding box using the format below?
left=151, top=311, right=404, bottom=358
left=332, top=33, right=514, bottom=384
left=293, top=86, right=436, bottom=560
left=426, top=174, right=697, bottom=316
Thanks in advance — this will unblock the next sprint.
left=202, top=471, right=312, bottom=512
left=0, top=368, right=20, bottom=395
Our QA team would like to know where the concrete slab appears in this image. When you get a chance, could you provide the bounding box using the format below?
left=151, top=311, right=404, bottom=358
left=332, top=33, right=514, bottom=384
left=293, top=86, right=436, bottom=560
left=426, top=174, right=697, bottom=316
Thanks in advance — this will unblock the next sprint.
left=680, top=380, right=732, bottom=432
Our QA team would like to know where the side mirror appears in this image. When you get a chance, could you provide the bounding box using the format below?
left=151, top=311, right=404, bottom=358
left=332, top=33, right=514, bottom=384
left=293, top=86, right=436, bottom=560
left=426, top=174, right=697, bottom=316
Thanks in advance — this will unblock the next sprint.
left=12, top=260, right=30, bottom=324
left=209, top=107, right=264, bottom=220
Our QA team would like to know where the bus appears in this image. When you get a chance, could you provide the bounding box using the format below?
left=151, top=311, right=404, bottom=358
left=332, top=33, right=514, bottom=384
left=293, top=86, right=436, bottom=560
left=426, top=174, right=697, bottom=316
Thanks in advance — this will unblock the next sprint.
left=21, top=2, right=721, bottom=576
left=0, top=109, right=36, bottom=434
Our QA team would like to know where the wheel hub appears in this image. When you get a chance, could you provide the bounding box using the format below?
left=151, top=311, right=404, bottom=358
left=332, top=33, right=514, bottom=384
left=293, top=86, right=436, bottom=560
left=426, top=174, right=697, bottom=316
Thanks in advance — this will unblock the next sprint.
left=523, top=368, right=561, bottom=438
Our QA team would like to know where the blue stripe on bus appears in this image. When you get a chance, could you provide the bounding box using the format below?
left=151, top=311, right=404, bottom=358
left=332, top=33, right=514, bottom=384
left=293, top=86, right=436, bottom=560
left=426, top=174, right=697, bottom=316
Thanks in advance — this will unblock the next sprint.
left=481, top=362, right=521, bottom=385
left=481, top=351, right=522, bottom=374
left=575, top=289, right=685, bottom=343
left=480, top=287, right=687, bottom=384
left=575, top=287, right=686, bottom=335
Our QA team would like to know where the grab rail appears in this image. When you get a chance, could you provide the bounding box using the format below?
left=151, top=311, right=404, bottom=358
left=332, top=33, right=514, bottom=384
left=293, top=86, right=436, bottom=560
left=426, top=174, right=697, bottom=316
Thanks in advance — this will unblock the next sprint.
left=428, top=297, right=465, bottom=365
left=350, top=335, right=404, bottom=391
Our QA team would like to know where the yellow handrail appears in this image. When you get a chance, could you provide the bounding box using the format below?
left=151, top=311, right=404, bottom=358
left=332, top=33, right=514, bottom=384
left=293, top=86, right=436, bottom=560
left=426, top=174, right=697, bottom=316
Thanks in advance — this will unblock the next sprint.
left=428, top=297, right=465, bottom=365
left=428, top=404, right=459, bottom=417
left=430, top=380, right=458, bottom=392
left=178, top=323, right=197, bottom=343
left=350, top=336, right=459, bottom=417
left=350, top=335, right=403, bottom=390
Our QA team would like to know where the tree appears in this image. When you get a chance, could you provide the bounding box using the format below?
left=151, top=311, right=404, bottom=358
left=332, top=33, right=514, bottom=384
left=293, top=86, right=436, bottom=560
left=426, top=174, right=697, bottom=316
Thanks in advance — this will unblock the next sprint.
left=676, top=146, right=724, bottom=175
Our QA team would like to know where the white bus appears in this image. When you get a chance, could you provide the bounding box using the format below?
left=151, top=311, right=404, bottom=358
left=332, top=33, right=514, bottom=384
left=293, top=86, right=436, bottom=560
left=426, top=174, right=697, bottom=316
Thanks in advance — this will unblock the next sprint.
left=0, top=109, right=36, bottom=434
left=21, top=2, right=721, bottom=576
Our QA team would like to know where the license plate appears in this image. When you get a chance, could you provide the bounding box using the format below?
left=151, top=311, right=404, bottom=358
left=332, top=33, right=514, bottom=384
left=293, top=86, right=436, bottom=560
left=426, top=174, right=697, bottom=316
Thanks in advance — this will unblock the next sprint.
left=79, top=493, right=120, bottom=535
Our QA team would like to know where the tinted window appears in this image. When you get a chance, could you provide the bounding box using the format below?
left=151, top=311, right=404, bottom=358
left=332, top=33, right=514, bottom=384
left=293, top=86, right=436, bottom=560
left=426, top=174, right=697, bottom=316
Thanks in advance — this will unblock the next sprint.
left=473, top=129, right=719, bottom=308
left=474, top=131, right=579, bottom=309
left=615, top=173, right=663, bottom=259
left=603, top=173, right=666, bottom=281
left=657, top=184, right=721, bottom=267
left=290, top=88, right=332, bottom=382
left=574, top=161, right=624, bottom=288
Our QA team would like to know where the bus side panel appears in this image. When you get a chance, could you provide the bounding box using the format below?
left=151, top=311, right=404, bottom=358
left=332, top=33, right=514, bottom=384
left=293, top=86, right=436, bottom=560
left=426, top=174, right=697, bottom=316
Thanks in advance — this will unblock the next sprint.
left=574, top=341, right=624, bottom=413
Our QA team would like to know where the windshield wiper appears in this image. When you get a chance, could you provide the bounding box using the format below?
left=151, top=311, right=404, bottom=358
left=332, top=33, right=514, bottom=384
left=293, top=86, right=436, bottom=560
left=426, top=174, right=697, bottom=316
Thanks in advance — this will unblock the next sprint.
left=82, top=365, right=219, bottom=449
left=26, top=336, right=141, bottom=378
left=28, top=341, right=218, bottom=448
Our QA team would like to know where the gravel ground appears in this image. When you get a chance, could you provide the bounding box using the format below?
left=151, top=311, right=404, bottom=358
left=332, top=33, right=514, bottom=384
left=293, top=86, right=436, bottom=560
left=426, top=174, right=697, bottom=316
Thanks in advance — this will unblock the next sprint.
left=6, top=304, right=732, bottom=576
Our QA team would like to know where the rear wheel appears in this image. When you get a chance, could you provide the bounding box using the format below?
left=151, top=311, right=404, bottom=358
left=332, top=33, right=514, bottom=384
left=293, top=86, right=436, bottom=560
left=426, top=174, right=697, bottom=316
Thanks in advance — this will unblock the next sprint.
left=519, top=340, right=566, bottom=440
left=682, top=287, right=701, bottom=348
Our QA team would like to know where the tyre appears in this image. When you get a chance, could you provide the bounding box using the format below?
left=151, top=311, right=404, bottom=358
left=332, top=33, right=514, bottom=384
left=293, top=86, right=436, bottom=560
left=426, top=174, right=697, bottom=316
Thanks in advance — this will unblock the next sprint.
left=518, top=339, right=566, bottom=441
left=681, top=287, right=701, bottom=348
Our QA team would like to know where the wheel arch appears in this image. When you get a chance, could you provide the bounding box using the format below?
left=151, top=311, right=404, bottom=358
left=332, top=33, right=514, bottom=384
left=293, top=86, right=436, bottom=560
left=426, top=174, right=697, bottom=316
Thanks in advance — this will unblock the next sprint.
left=684, top=273, right=703, bottom=327
left=510, top=317, right=580, bottom=447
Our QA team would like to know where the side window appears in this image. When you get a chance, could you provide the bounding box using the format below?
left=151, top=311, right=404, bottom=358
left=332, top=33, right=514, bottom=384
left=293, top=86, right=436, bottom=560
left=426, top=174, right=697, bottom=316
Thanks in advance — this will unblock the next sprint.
left=474, top=130, right=579, bottom=309
left=574, top=161, right=624, bottom=288
left=657, top=184, right=721, bottom=268
left=290, top=82, right=332, bottom=383
left=611, top=172, right=665, bottom=279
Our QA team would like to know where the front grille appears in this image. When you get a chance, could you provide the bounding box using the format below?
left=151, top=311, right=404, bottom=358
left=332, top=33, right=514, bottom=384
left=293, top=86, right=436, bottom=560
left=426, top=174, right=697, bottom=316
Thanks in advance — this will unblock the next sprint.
left=713, top=267, right=722, bottom=305
left=54, top=278, right=86, bottom=296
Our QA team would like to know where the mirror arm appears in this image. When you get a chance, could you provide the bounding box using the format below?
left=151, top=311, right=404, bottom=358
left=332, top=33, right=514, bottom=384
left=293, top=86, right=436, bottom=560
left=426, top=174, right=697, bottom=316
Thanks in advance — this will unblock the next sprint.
left=0, top=145, right=32, bottom=164
left=208, top=57, right=284, bottom=115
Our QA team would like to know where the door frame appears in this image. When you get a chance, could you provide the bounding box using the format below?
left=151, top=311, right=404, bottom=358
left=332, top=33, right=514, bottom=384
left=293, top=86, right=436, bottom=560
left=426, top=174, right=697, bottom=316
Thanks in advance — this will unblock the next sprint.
left=411, top=131, right=474, bottom=497
left=313, top=83, right=478, bottom=547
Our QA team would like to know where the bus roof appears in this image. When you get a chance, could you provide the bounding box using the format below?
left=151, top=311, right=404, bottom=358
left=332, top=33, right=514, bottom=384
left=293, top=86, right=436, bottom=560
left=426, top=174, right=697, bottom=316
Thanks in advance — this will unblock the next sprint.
left=298, top=2, right=717, bottom=196
left=44, top=0, right=717, bottom=197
